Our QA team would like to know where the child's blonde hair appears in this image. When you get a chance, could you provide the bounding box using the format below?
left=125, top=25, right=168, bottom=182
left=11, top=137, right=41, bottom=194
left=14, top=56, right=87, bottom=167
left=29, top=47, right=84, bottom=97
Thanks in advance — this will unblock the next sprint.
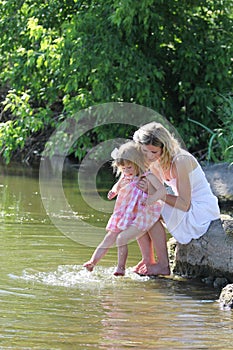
left=133, top=122, right=181, bottom=170
left=112, top=141, right=146, bottom=177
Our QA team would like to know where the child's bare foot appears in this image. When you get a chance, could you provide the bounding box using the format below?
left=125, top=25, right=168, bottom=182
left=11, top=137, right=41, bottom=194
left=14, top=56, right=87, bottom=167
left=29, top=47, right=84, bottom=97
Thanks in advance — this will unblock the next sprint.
left=139, top=263, right=170, bottom=276
left=113, top=266, right=125, bottom=276
left=83, top=261, right=95, bottom=272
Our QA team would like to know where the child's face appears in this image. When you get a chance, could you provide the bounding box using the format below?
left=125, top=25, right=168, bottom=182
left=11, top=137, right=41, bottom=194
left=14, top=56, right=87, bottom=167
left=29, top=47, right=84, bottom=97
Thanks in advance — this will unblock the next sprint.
left=121, top=162, right=136, bottom=177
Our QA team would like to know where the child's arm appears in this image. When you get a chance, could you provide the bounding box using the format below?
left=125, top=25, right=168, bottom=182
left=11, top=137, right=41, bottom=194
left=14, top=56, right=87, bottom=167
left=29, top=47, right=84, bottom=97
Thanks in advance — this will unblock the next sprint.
left=107, top=176, right=131, bottom=200
left=107, top=189, right=118, bottom=200
left=145, top=173, right=166, bottom=205
left=107, top=180, right=120, bottom=200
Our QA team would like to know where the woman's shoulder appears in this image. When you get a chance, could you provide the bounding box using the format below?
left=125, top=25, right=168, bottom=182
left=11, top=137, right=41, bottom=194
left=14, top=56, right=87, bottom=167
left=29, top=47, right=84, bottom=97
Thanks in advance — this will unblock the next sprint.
left=173, top=149, right=196, bottom=161
left=172, top=150, right=198, bottom=172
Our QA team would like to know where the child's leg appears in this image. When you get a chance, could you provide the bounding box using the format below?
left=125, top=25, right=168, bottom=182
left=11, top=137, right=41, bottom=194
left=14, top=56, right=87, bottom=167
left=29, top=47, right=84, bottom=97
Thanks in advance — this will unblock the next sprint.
left=83, top=231, right=118, bottom=271
left=116, top=225, right=142, bottom=247
left=114, top=244, right=128, bottom=276
left=115, top=226, right=143, bottom=276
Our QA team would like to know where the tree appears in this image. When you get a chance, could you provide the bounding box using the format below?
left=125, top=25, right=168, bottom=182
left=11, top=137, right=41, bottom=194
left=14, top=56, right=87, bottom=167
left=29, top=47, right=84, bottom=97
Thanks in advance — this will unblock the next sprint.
left=0, top=0, right=232, bottom=163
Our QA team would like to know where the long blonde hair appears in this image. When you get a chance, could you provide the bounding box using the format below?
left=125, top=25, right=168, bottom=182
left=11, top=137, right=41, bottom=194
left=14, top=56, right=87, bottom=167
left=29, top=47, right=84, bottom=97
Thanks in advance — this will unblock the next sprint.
left=133, top=122, right=181, bottom=170
left=111, top=141, right=146, bottom=177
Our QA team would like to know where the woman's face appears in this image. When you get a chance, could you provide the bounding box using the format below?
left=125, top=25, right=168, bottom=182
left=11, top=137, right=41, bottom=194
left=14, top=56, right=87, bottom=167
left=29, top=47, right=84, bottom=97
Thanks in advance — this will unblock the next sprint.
left=141, top=145, right=162, bottom=163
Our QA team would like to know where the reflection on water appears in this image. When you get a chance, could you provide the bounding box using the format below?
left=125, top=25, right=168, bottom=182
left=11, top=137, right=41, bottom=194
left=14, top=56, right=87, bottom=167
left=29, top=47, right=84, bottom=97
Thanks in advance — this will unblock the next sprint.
left=0, top=163, right=232, bottom=349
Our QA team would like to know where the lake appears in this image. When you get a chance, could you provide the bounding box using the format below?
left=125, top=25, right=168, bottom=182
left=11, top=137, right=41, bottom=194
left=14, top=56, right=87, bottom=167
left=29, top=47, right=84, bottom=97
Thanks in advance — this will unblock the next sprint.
left=0, top=162, right=232, bottom=349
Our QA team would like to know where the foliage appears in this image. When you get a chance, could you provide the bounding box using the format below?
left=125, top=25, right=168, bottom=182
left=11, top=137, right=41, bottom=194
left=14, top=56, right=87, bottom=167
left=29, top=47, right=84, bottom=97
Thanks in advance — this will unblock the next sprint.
left=0, top=0, right=232, bottom=163
left=189, top=93, right=233, bottom=164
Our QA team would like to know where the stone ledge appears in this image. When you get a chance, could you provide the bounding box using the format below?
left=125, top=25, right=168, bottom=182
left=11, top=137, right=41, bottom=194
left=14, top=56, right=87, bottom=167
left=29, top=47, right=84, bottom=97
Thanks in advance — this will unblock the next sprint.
left=167, top=162, right=233, bottom=288
left=168, top=219, right=233, bottom=288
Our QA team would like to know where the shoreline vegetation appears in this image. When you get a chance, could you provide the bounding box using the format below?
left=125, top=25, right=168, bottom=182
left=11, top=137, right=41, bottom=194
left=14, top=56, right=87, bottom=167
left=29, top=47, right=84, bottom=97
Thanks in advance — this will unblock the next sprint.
left=0, top=1, right=232, bottom=166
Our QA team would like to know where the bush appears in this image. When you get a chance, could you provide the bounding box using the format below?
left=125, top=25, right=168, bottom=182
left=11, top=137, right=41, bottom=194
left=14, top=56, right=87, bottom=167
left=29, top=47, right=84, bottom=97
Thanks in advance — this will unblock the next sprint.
left=0, top=0, right=232, bottom=163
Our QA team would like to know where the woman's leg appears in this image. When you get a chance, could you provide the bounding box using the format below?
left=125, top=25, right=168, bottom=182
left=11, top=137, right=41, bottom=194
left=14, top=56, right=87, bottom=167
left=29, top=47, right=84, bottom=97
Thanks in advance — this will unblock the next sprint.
left=133, top=234, right=156, bottom=273
left=116, top=226, right=156, bottom=274
left=139, top=220, right=170, bottom=276
left=83, top=231, right=118, bottom=271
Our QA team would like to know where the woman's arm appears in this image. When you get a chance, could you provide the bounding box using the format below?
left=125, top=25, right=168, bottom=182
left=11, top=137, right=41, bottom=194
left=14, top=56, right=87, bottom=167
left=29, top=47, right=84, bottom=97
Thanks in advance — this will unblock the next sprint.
left=145, top=174, right=167, bottom=204
left=164, top=156, right=192, bottom=211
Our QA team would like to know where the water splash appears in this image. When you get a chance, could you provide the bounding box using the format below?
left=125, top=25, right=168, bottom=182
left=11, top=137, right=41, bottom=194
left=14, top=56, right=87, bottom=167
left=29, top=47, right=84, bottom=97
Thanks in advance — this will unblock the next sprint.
left=17, top=265, right=149, bottom=289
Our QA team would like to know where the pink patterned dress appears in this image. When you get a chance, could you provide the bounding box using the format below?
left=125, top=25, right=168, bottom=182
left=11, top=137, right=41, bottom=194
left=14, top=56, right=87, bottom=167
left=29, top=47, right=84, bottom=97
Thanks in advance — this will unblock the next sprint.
left=106, top=174, right=162, bottom=234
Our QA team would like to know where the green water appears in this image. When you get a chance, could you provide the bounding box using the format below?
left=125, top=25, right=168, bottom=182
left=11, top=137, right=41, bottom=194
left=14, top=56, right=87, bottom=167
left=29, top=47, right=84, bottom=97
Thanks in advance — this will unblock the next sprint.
left=0, top=163, right=232, bottom=349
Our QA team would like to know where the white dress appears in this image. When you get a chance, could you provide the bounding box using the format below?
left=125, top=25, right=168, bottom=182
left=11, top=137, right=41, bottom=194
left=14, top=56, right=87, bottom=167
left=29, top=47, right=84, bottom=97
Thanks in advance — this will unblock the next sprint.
left=161, top=152, right=220, bottom=244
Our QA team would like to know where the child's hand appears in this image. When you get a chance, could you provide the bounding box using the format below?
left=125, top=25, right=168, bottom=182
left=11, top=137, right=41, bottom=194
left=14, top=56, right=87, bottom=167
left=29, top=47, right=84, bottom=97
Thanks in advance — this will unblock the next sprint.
left=107, top=190, right=117, bottom=200
left=146, top=194, right=162, bottom=205
left=140, top=199, right=147, bottom=207
left=146, top=196, right=155, bottom=206
left=140, top=196, right=154, bottom=206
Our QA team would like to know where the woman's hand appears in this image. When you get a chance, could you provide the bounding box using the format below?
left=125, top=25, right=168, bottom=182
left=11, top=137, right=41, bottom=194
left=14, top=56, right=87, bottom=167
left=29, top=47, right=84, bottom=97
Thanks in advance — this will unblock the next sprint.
left=137, top=176, right=148, bottom=193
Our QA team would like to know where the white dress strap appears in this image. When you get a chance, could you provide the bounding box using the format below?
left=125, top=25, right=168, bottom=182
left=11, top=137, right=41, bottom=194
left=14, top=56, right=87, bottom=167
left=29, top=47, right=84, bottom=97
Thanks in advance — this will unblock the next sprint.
left=170, top=150, right=197, bottom=178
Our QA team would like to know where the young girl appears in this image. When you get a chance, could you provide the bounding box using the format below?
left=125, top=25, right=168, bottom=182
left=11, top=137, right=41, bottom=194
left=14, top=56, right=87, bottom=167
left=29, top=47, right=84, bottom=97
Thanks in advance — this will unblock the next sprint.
left=83, top=141, right=166, bottom=276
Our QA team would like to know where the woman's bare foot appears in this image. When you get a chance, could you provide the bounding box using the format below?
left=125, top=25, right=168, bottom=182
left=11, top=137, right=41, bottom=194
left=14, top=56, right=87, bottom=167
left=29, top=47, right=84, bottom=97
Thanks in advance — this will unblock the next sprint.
left=113, top=266, right=125, bottom=276
left=83, top=261, right=95, bottom=272
left=139, top=263, right=170, bottom=276
left=133, top=260, right=157, bottom=275
left=132, top=260, right=145, bottom=273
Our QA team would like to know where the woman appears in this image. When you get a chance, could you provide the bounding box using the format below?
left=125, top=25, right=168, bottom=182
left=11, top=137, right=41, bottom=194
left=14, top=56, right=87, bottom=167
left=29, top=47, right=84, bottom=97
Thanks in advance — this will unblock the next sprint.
left=116, top=121, right=221, bottom=276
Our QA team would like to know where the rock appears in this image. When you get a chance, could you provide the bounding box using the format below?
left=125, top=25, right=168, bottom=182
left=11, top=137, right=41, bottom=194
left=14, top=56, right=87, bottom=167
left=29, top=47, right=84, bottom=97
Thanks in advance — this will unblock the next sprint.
left=218, top=283, right=233, bottom=310
left=203, top=163, right=233, bottom=201
left=223, top=218, right=233, bottom=235
left=213, top=277, right=229, bottom=289
left=167, top=162, right=233, bottom=285
left=168, top=219, right=233, bottom=285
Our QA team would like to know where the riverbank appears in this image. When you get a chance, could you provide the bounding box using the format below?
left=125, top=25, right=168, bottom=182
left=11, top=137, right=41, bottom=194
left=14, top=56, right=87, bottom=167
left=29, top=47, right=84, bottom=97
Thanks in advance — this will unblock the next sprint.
left=1, top=158, right=233, bottom=288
